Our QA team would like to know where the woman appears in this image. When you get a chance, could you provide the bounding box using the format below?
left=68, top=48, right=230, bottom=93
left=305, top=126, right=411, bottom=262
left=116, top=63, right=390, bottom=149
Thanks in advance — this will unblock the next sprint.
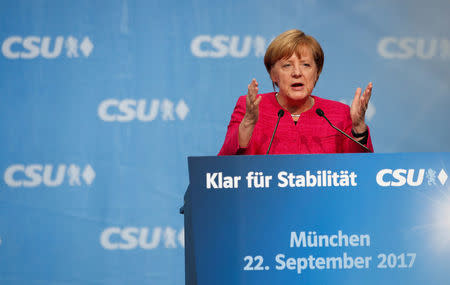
left=218, top=29, right=374, bottom=155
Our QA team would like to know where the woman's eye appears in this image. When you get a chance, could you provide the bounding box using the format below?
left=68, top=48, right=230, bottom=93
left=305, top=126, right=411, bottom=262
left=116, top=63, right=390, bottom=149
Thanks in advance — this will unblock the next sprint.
left=303, top=63, right=310, bottom=67
left=282, top=64, right=291, bottom=67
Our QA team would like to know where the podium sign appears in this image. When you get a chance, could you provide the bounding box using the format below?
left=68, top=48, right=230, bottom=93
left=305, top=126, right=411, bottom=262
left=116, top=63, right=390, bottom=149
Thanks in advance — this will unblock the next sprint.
left=184, top=153, right=450, bottom=284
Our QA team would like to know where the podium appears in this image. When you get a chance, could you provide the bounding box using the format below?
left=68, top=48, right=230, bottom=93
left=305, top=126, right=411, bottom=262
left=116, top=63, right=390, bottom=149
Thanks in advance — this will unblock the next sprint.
left=182, top=153, right=450, bottom=284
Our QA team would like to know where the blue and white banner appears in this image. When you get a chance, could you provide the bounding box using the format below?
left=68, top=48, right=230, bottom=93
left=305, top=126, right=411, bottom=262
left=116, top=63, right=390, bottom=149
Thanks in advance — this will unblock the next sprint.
left=186, top=153, right=450, bottom=284
left=1, top=0, right=449, bottom=284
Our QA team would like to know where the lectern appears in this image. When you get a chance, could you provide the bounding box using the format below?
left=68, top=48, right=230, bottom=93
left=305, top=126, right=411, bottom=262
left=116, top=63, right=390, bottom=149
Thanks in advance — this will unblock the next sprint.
left=182, top=153, right=449, bottom=284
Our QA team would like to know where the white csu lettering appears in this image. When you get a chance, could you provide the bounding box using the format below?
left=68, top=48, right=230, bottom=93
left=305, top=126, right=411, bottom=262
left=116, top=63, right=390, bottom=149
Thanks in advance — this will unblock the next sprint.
left=2, top=36, right=64, bottom=59
left=377, top=37, right=450, bottom=60
left=190, top=35, right=267, bottom=58
left=4, top=164, right=93, bottom=187
left=100, top=227, right=184, bottom=250
left=4, top=164, right=67, bottom=187
left=97, top=99, right=188, bottom=122
left=376, top=169, right=425, bottom=187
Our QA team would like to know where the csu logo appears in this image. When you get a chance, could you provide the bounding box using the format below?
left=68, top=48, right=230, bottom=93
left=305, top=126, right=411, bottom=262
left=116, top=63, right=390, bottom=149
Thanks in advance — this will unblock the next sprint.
left=191, top=35, right=269, bottom=58
left=98, top=98, right=189, bottom=122
left=4, top=164, right=95, bottom=188
left=100, top=227, right=184, bottom=250
left=2, top=36, right=93, bottom=59
left=378, top=37, right=450, bottom=60
left=376, top=168, right=448, bottom=187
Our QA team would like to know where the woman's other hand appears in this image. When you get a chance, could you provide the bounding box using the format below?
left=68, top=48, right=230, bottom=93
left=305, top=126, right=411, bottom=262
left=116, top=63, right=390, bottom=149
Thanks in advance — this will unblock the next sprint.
left=350, top=82, right=373, bottom=134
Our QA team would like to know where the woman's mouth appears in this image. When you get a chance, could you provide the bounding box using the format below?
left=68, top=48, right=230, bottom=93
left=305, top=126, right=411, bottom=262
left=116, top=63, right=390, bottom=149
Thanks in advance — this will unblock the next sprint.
left=291, top=83, right=304, bottom=89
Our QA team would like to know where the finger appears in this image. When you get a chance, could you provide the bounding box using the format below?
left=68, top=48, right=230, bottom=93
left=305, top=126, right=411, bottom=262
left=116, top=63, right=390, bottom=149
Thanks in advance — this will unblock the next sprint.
left=248, top=86, right=259, bottom=102
left=363, top=82, right=373, bottom=104
left=351, top=87, right=362, bottom=110
left=254, top=95, right=262, bottom=107
left=248, top=79, right=256, bottom=93
left=360, top=83, right=372, bottom=108
left=250, top=78, right=259, bottom=88
left=247, top=85, right=255, bottom=102
left=248, top=79, right=258, bottom=102
left=251, top=78, right=259, bottom=90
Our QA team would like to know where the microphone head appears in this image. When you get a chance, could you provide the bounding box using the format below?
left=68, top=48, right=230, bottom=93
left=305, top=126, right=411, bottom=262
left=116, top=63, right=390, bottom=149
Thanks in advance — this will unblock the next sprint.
left=278, top=109, right=285, bottom=118
left=315, top=108, right=325, bottom=117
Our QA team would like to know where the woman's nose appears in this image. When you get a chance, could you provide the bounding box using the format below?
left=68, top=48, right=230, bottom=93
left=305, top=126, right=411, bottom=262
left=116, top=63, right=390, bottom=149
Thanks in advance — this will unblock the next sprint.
left=292, top=65, right=302, bottom=77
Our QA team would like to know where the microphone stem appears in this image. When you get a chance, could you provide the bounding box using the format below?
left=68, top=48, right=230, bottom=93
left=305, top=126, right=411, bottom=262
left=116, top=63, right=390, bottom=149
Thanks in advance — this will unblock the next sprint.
left=322, top=116, right=371, bottom=153
left=267, top=115, right=282, bottom=154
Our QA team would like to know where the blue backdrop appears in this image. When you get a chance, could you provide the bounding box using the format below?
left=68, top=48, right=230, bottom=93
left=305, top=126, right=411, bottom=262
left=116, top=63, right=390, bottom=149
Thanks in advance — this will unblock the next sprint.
left=0, top=0, right=449, bottom=284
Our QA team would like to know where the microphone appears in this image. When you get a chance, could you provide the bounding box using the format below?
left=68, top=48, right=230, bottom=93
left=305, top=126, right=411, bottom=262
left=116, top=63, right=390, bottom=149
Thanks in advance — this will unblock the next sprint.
left=315, top=108, right=372, bottom=153
left=266, top=109, right=285, bottom=154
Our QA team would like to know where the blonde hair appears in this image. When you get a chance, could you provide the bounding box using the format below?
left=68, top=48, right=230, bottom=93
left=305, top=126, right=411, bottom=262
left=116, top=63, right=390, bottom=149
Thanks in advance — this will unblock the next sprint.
left=264, top=29, right=324, bottom=87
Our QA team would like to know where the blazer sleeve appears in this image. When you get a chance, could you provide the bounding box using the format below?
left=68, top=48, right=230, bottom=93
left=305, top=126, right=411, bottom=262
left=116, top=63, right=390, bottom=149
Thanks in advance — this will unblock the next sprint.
left=218, top=96, right=249, bottom=155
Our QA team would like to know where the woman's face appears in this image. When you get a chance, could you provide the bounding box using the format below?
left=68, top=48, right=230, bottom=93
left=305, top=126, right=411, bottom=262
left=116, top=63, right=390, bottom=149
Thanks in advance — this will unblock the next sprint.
left=270, top=47, right=318, bottom=105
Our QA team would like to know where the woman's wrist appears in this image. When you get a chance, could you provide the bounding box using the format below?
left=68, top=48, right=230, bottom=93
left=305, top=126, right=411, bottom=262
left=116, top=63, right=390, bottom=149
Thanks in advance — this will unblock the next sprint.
left=238, top=116, right=256, bottom=148
left=351, top=126, right=369, bottom=145
left=351, top=128, right=368, bottom=137
left=351, top=123, right=367, bottom=135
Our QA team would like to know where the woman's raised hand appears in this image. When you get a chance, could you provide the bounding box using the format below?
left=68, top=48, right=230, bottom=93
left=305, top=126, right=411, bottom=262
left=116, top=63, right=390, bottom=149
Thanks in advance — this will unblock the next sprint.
left=350, top=82, right=373, bottom=134
left=243, top=78, right=262, bottom=124
left=239, top=79, right=262, bottom=148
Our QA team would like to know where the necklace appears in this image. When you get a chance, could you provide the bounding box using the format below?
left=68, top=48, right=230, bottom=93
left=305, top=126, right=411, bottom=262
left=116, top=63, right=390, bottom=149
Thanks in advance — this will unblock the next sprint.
left=275, top=93, right=305, bottom=118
